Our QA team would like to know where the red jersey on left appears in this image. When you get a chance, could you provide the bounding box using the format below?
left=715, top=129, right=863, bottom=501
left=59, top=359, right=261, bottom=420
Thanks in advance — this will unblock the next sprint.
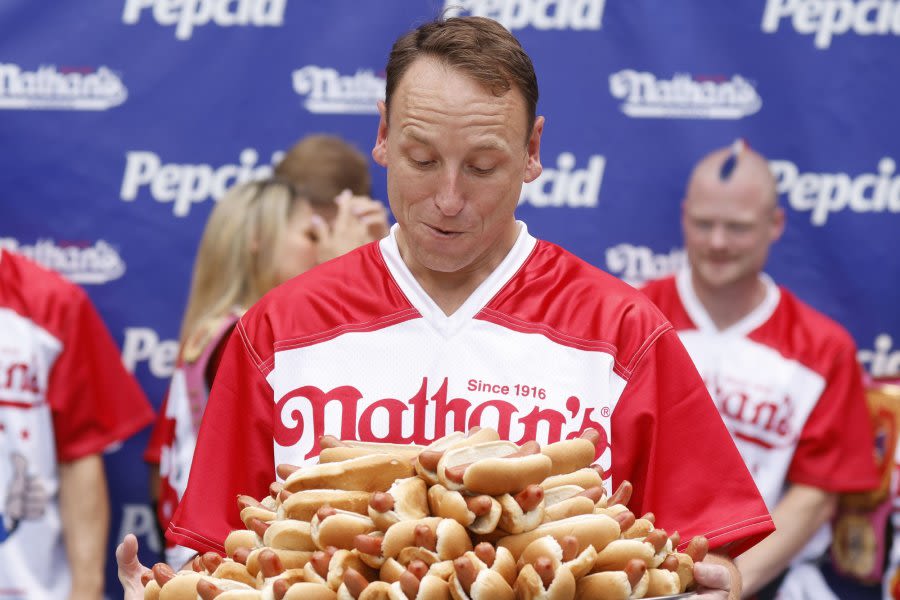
left=0, top=249, right=154, bottom=598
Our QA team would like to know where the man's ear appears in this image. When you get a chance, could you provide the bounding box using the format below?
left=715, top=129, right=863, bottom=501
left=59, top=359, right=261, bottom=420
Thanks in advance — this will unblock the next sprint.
left=523, top=115, right=544, bottom=183
left=770, top=206, right=786, bottom=243
left=372, top=100, right=389, bottom=167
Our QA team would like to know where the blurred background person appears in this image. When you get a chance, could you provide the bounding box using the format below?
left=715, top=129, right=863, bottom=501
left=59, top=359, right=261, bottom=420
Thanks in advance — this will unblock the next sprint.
left=144, top=179, right=321, bottom=568
left=642, top=140, right=880, bottom=600
left=275, top=133, right=390, bottom=261
left=144, top=155, right=390, bottom=568
left=0, top=248, right=154, bottom=599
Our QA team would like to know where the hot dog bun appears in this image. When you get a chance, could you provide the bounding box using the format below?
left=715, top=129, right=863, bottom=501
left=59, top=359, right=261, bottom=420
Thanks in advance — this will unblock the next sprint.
left=284, top=455, right=415, bottom=494
left=497, top=514, right=619, bottom=561
left=437, top=442, right=551, bottom=496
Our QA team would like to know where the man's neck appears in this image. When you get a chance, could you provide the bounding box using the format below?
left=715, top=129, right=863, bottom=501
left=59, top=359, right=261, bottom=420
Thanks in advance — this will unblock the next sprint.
left=397, top=225, right=520, bottom=317
left=692, top=271, right=768, bottom=331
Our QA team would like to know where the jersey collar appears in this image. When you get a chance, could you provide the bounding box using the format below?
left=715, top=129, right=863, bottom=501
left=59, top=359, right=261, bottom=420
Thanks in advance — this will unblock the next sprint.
left=675, top=267, right=781, bottom=338
left=379, top=221, right=537, bottom=337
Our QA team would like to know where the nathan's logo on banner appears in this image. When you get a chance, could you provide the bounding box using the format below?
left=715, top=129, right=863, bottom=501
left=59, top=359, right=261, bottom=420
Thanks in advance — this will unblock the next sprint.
left=519, top=153, right=605, bottom=207
left=770, top=157, right=900, bottom=225
left=122, top=0, right=286, bottom=41
left=859, top=334, right=900, bottom=377
left=275, top=377, right=608, bottom=462
left=604, top=244, right=685, bottom=287
left=609, top=70, right=761, bottom=119
left=0, top=238, right=126, bottom=285
left=291, top=66, right=384, bottom=115
left=120, top=148, right=281, bottom=217
left=443, top=0, right=605, bottom=30
left=122, top=327, right=178, bottom=379
left=0, top=64, right=126, bottom=111
left=762, top=0, right=900, bottom=49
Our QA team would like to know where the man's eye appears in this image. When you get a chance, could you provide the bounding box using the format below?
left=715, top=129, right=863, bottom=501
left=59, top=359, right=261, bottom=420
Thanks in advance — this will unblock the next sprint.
left=470, top=165, right=495, bottom=176
left=410, top=158, right=434, bottom=169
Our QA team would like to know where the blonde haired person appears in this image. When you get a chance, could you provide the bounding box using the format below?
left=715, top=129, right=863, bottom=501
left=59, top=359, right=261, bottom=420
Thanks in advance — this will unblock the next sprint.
left=144, top=178, right=321, bottom=569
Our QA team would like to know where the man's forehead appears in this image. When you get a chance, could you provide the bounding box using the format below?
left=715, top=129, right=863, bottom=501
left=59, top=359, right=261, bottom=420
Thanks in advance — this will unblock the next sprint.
left=389, top=58, right=527, bottom=135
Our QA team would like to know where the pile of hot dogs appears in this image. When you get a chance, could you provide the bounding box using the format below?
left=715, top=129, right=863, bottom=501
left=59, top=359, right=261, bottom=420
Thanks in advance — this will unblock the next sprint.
left=142, top=428, right=708, bottom=599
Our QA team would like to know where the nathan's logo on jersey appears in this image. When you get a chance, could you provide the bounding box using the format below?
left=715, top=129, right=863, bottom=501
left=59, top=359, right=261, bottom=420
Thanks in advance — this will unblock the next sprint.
left=122, top=0, right=286, bottom=41
left=519, top=153, right=605, bottom=208
left=770, top=157, right=900, bottom=226
left=443, top=0, right=604, bottom=30
left=0, top=64, right=126, bottom=111
left=709, top=375, right=798, bottom=449
left=0, top=238, right=126, bottom=285
left=859, top=334, right=900, bottom=377
left=121, top=328, right=178, bottom=379
left=609, top=70, right=761, bottom=120
left=274, top=377, right=608, bottom=462
left=120, top=148, right=281, bottom=217
left=604, top=244, right=685, bottom=287
left=0, top=359, right=43, bottom=406
left=291, top=66, right=385, bottom=115
left=762, top=0, right=900, bottom=49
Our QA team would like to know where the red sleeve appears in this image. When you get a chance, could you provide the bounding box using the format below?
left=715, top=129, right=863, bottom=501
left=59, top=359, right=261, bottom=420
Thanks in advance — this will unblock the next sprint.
left=49, top=288, right=155, bottom=461
left=612, top=329, right=774, bottom=557
left=143, top=391, right=170, bottom=465
left=787, top=344, right=880, bottom=492
left=167, top=321, right=275, bottom=555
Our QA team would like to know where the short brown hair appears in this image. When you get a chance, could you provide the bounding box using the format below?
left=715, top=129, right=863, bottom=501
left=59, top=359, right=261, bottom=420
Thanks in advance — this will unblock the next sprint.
left=274, top=134, right=371, bottom=206
left=385, top=16, right=539, bottom=134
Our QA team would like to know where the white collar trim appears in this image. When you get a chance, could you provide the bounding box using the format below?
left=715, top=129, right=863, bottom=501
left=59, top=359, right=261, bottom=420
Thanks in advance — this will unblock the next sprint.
left=379, top=221, right=537, bottom=337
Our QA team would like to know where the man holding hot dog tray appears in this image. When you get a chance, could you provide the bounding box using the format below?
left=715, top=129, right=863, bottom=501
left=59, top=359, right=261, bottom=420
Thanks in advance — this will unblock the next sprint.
left=119, top=15, right=775, bottom=599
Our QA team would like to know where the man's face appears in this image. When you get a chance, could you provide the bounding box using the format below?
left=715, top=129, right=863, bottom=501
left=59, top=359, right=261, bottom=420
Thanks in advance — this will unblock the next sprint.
left=682, top=168, right=784, bottom=292
left=372, top=57, right=543, bottom=278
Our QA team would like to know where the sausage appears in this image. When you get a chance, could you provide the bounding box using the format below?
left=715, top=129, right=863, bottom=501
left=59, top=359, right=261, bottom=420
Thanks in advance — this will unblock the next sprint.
left=201, top=552, right=223, bottom=573
left=577, top=486, right=605, bottom=503
left=645, top=529, right=668, bottom=554
left=414, top=524, right=437, bottom=551
left=151, top=563, right=175, bottom=586
left=474, top=542, right=496, bottom=567
left=613, top=510, right=636, bottom=533
left=625, top=558, right=646, bottom=589
left=369, top=492, right=395, bottom=513
left=560, top=535, right=579, bottom=563
left=534, top=556, right=555, bottom=589
left=608, top=481, right=633, bottom=507
left=248, top=517, right=270, bottom=538
left=317, top=505, right=338, bottom=522
left=258, top=548, right=285, bottom=578
left=686, top=536, right=709, bottom=562
left=343, top=567, right=370, bottom=599
left=453, top=557, right=477, bottom=595
left=513, top=485, right=544, bottom=512
left=399, top=569, right=421, bottom=599
left=196, top=579, right=223, bottom=600
left=354, top=534, right=383, bottom=556
left=444, top=441, right=541, bottom=484
left=465, top=495, right=493, bottom=517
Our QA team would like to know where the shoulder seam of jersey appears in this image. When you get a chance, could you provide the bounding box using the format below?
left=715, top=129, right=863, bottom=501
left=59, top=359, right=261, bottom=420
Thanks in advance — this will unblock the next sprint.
left=236, top=318, right=269, bottom=376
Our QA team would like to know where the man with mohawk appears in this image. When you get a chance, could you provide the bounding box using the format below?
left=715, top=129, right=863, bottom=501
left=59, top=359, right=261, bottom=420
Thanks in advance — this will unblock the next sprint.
left=643, top=140, right=880, bottom=599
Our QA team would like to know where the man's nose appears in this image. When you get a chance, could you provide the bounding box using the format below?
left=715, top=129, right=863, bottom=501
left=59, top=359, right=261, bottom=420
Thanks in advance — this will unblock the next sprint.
left=433, top=170, right=465, bottom=217
left=709, top=224, right=729, bottom=248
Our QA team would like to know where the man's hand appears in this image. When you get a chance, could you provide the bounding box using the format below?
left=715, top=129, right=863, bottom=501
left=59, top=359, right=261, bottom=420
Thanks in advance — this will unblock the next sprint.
left=693, top=552, right=741, bottom=600
left=314, top=190, right=390, bottom=263
left=116, top=533, right=150, bottom=600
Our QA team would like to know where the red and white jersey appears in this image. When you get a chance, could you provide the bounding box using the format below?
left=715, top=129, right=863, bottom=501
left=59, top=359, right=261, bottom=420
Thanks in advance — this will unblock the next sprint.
left=642, top=270, right=878, bottom=509
left=0, top=250, right=154, bottom=599
left=170, top=224, right=773, bottom=558
left=145, top=315, right=238, bottom=568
